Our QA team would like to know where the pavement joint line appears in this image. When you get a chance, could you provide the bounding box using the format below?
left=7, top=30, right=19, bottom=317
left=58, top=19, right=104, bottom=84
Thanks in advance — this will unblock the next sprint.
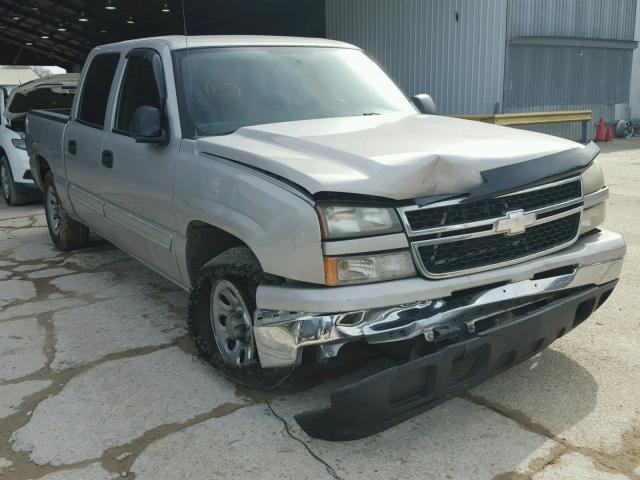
left=0, top=401, right=249, bottom=480
left=523, top=443, right=568, bottom=479
left=265, top=400, right=344, bottom=480
left=0, top=455, right=105, bottom=480
left=0, top=214, right=43, bottom=223
left=97, top=402, right=248, bottom=478
left=0, top=342, right=195, bottom=479
left=0, top=297, right=94, bottom=324
left=37, top=309, right=58, bottom=379
left=464, top=393, right=556, bottom=439
left=463, top=393, right=638, bottom=478
left=0, top=341, right=180, bottom=388
left=493, top=443, right=568, bottom=480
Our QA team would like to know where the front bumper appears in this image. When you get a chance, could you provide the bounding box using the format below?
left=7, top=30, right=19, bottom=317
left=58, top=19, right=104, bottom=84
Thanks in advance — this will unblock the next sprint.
left=6, top=147, right=36, bottom=186
left=254, top=230, right=625, bottom=368
left=295, top=280, right=617, bottom=440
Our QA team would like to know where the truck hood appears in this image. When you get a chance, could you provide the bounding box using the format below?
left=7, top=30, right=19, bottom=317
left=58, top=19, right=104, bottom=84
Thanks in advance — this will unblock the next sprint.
left=196, top=113, right=585, bottom=201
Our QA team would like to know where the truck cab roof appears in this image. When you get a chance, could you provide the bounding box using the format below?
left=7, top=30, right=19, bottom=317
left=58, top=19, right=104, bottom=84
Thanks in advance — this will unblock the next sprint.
left=92, top=35, right=360, bottom=52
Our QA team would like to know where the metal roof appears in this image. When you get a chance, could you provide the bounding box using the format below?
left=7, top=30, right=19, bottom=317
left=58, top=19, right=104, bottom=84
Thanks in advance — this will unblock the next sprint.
left=0, top=68, right=39, bottom=87
left=0, top=0, right=327, bottom=69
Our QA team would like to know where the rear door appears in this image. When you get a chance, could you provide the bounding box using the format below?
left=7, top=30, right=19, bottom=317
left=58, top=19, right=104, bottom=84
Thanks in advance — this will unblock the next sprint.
left=99, top=48, right=181, bottom=278
left=66, top=53, right=120, bottom=231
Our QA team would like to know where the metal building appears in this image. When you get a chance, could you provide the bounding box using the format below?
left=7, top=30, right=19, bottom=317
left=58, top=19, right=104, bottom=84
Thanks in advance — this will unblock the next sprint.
left=326, top=0, right=639, bottom=141
left=631, top=3, right=640, bottom=119
left=3, top=0, right=637, bottom=141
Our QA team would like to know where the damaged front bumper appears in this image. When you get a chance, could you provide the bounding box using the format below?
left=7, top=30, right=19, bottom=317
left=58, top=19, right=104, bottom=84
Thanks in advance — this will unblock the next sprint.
left=294, top=279, right=617, bottom=440
left=254, top=229, right=625, bottom=369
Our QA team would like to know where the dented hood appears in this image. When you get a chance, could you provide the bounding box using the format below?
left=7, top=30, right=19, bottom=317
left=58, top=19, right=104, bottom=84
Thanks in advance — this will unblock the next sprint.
left=196, top=113, right=587, bottom=201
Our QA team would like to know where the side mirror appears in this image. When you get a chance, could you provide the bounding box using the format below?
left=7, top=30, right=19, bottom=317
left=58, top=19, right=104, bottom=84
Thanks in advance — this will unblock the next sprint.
left=130, top=106, right=167, bottom=145
left=411, top=94, right=437, bottom=115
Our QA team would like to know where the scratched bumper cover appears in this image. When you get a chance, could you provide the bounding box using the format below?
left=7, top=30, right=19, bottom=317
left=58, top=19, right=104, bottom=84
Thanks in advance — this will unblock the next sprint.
left=295, top=280, right=617, bottom=441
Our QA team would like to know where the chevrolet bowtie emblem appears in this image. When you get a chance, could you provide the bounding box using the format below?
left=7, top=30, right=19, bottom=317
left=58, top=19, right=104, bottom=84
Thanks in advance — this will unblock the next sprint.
left=495, top=209, right=536, bottom=235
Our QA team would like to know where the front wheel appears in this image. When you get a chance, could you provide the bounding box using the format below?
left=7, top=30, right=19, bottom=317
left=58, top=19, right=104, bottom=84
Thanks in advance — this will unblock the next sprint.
left=44, top=171, right=89, bottom=250
left=1, top=155, right=28, bottom=206
left=188, top=247, right=294, bottom=390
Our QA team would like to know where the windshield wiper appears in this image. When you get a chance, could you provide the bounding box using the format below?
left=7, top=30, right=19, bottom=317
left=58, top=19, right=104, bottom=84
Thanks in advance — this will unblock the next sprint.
left=360, top=112, right=382, bottom=116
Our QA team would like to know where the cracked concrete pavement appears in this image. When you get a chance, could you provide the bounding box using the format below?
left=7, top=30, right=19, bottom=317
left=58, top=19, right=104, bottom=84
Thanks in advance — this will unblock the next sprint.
left=0, top=140, right=639, bottom=479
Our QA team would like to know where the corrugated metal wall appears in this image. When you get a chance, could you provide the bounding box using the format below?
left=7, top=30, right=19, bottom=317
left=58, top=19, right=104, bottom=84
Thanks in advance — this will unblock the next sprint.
left=507, top=0, right=636, bottom=39
left=325, top=0, right=637, bottom=141
left=628, top=0, right=640, bottom=118
left=504, top=46, right=632, bottom=107
left=325, top=0, right=507, bottom=115
left=504, top=0, right=637, bottom=140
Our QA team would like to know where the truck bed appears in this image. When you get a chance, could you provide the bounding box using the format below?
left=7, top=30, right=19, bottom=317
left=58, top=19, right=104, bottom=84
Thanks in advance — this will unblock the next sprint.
left=26, top=109, right=70, bottom=191
left=29, top=108, right=71, bottom=123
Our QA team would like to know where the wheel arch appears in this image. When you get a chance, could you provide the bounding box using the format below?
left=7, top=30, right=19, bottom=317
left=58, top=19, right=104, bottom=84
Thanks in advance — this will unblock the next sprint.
left=184, top=220, right=255, bottom=286
left=34, top=154, right=51, bottom=188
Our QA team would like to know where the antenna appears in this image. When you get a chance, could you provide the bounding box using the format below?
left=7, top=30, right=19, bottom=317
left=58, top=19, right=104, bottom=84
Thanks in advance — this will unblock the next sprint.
left=180, top=0, right=198, bottom=138
left=180, top=0, right=189, bottom=43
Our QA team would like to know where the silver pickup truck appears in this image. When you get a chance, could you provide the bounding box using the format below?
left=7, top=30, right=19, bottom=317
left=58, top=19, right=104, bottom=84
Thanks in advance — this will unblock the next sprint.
left=26, top=35, right=625, bottom=440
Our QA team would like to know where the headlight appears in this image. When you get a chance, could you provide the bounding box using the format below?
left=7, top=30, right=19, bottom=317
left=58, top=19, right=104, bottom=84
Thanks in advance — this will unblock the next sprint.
left=316, top=205, right=402, bottom=239
left=11, top=138, right=26, bottom=151
left=580, top=159, right=607, bottom=234
left=581, top=159, right=605, bottom=195
left=323, top=251, right=416, bottom=286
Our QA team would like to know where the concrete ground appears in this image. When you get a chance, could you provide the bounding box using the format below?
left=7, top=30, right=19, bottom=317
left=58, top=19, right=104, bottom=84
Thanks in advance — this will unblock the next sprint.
left=0, top=140, right=639, bottom=480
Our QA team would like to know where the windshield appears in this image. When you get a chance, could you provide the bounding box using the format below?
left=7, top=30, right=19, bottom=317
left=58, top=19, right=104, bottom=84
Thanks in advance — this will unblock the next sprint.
left=174, top=46, right=416, bottom=137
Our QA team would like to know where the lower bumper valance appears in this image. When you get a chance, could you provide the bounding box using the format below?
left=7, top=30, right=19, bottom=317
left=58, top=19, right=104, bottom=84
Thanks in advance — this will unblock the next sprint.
left=295, top=280, right=617, bottom=441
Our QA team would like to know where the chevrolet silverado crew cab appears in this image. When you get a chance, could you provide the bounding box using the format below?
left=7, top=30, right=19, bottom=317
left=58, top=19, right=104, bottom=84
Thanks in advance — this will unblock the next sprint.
left=26, top=36, right=625, bottom=440
left=1, top=73, right=78, bottom=205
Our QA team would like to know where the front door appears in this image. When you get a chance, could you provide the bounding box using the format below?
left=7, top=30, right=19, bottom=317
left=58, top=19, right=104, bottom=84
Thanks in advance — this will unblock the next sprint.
left=99, top=49, right=180, bottom=279
left=66, top=53, right=120, bottom=233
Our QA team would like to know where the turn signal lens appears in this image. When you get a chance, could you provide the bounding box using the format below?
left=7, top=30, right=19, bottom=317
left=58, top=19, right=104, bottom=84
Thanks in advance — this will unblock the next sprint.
left=324, top=251, right=416, bottom=286
left=580, top=202, right=606, bottom=234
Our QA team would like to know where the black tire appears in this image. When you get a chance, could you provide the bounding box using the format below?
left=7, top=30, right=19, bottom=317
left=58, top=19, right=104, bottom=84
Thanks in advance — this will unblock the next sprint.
left=188, top=247, right=294, bottom=390
left=44, top=171, right=89, bottom=250
left=1, top=155, right=28, bottom=206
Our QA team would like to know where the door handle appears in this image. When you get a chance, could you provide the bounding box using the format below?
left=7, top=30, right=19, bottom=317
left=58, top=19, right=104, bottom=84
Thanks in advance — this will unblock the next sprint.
left=68, top=140, right=77, bottom=155
left=101, top=150, right=113, bottom=169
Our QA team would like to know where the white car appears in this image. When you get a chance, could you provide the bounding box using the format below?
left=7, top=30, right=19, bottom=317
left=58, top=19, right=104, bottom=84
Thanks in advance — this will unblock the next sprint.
left=1, top=74, right=78, bottom=205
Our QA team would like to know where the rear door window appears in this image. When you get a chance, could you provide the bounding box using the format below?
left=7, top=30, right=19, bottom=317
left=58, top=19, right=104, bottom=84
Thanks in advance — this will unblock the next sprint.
left=77, top=53, right=120, bottom=128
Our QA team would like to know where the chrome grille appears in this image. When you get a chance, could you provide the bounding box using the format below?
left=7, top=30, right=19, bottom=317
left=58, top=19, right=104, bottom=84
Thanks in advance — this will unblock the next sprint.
left=398, top=177, right=583, bottom=278
left=404, top=179, right=582, bottom=231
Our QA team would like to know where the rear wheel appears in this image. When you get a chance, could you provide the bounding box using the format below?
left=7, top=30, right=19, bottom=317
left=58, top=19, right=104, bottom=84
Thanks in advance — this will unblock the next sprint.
left=188, top=247, right=294, bottom=390
left=1, top=155, right=28, bottom=206
left=44, top=171, right=89, bottom=250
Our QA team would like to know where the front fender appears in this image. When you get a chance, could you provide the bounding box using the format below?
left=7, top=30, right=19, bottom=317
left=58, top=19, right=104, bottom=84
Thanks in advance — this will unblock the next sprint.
left=174, top=148, right=324, bottom=285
